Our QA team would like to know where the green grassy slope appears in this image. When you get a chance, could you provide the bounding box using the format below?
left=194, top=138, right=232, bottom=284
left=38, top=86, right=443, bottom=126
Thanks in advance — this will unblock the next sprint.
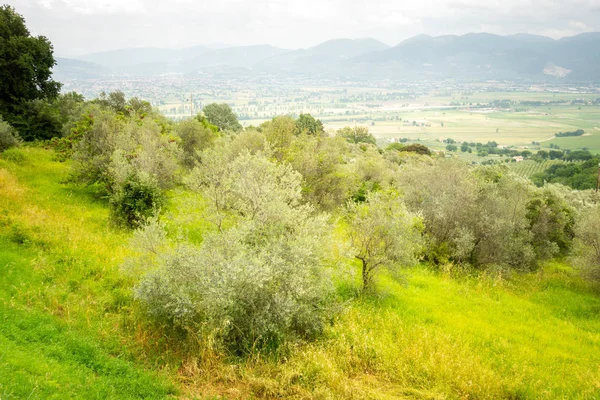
left=0, top=148, right=177, bottom=399
left=1, top=147, right=600, bottom=399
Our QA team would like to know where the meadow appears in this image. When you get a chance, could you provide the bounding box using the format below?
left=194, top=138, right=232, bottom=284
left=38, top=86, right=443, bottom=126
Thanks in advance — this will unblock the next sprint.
left=2, top=147, right=600, bottom=399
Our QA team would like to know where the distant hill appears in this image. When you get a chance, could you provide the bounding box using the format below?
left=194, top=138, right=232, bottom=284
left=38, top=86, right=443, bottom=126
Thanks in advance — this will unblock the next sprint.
left=255, top=38, right=390, bottom=74
left=59, top=33, right=600, bottom=81
left=78, top=45, right=210, bottom=70
left=347, top=32, right=600, bottom=80
left=53, top=58, right=111, bottom=80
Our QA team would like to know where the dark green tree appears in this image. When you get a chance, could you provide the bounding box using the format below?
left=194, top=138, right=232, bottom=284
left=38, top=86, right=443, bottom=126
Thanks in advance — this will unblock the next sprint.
left=0, top=5, right=61, bottom=138
left=337, top=126, right=376, bottom=145
left=295, top=113, right=324, bottom=136
left=202, top=103, right=242, bottom=132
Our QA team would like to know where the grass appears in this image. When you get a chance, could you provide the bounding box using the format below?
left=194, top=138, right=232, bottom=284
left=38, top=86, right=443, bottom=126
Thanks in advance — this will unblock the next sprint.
left=2, top=146, right=600, bottom=399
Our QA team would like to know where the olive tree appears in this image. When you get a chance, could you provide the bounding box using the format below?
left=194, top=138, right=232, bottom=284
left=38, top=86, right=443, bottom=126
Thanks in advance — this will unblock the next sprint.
left=131, top=152, right=338, bottom=353
left=72, top=109, right=180, bottom=227
left=345, top=191, right=423, bottom=291
left=574, top=205, right=600, bottom=282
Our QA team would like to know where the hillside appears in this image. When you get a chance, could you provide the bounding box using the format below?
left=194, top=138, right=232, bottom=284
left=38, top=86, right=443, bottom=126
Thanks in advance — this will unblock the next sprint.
left=1, top=147, right=600, bottom=399
left=58, top=32, right=600, bottom=81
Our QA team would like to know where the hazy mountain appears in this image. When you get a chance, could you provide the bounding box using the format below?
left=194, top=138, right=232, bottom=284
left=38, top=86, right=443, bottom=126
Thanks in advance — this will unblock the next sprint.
left=59, top=33, right=600, bottom=81
left=53, top=58, right=111, bottom=80
left=78, top=45, right=211, bottom=71
left=549, top=32, right=600, bottom=80
left=349, top=32, right=600, bottom=80
left=255, top=38, right=390, bottom=74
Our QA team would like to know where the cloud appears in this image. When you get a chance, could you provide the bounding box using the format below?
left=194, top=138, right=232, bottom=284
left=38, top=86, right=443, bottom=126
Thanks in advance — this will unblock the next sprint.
left=6, top=0, right=600, bottom=56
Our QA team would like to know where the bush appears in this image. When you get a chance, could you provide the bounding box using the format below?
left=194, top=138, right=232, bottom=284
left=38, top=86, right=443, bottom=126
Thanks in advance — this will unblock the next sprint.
left=131, top=152, right=338, bottom=353
left=398, top=160, right=565, bottom=271
left=109, top=173, right=164, bottom=228
left=71, top=108, right=180, bottom=228
left=573, top=205, right=600, bottom=283
left=1, top=148, right=26, bottom=163
left=0, top=118, right=21, bottom=151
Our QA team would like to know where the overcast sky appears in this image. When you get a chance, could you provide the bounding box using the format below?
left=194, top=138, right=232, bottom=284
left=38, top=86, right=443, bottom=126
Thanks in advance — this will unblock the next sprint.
left=7, top=0, right=600, bottom=57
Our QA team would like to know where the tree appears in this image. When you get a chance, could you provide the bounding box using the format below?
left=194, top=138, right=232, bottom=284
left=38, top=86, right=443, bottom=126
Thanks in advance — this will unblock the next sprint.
left=399, top=143, right=432, bottom=156
left=574, top=205, right=600, bottom=283
left=0, top=5, right=61, bottom=138
left=295, top=113, right=324, bottom=136
left=446, top=144, right=458, bottom=152
left=0, top=116, right=21, bottom=151
left=346, top=191, right=422, bottom=291
left=136, top=152, right=337, bottom=352
left=175, top=118, right=219, bottom=168
left=202, top=103, right=242, bottom=132
left=337, top=126, right=376, bottom=145
left=260, top=115, right=296, bottom=160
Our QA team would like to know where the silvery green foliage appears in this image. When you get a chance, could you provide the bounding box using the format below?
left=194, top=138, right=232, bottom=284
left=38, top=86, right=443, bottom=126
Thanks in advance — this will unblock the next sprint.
left=72, top=110, right=180, bottom=192
left=134, top=153, right=337, bottom=352
left=573, top=204, right=600, bottom=282
left=72, top=109, right=180, bottom=226
left=398, top=160, right=575, bottom=271
left=346, top=190, right=423, bottom=290
left=186, top=148, right=305, bottom=232
left=0, top=118, right=21, bottom=151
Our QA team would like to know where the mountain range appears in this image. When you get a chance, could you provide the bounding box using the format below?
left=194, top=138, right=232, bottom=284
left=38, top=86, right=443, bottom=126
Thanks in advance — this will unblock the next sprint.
left=53, top=32, right=600, bottom=81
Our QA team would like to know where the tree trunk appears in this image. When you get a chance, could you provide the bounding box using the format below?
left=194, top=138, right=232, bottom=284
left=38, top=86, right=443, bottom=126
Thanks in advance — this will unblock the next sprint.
left=361, top=258, right=371, bottom=291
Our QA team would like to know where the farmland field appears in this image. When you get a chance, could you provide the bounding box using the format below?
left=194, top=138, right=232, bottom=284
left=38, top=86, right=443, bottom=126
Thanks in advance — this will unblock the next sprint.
left=509, top=159, right=571, bottom=177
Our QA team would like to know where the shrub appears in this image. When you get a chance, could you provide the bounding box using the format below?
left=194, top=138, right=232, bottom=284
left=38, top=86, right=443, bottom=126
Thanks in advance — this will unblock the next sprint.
left=109, top=172, right=164, bottom=228
left=71, top=109, right=180, bottom=227
left=573, top=205, right=600, bottom=283
left=0, top=118, right=21, bottom=151
left=1, top=148, right=26, bottom=163
left=345, top=190, right=423, bottom=290
left=131, top=152, right=338, bottom=353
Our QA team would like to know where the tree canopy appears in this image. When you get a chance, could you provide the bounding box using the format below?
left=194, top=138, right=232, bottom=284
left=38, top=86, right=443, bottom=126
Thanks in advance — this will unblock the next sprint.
left=0, top=5, right=61, bottom=136
left=202, top=103, right=242, bottom=132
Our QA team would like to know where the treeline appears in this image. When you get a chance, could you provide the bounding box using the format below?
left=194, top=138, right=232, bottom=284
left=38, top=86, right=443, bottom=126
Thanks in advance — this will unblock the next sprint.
left=556, top=129, right=585, bottom=137
left=532, top=157, right=600, bottom=190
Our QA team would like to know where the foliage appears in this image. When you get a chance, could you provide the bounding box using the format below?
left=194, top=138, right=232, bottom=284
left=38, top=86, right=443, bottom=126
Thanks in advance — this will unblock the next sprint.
left=175, top=117, right=219, bottom=168
left=531, top=156, right=600, bottom=190
left=398, top=160, right=572, bottom=271
left=9, top=98, right=63, bottom=141
left=526, top=184, right=576, bottom=260
left=3, top=147, right=600, bottom=399
left=336, top=126, right=376, bottom=145
left=398, top=143, right=432, bottom=155
left=556, top=129, right=584, bottom=137
left=0, top=5, right=61, bottom=139
left=287, top=134, right=354, bottom=210
left=345, top=191, right=423, bottom=290
left=71, top=108, right=179, bottom=227
left=202, top=103, right=242, bottom=132
left=47, top=109, right=94, bottom=162
left=574, top=205, right=600, bottom=283
left=134, top=152, right=337, bottom=352
left=260, top=115, right=296, bottom=160
left=0, top=116, right=21, bottom=151
left=295, top=113, right=324, bottom=136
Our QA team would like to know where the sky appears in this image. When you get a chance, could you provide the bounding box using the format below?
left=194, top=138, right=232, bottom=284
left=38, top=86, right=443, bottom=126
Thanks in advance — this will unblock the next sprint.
left=7, top=0, right=600, bottom=57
